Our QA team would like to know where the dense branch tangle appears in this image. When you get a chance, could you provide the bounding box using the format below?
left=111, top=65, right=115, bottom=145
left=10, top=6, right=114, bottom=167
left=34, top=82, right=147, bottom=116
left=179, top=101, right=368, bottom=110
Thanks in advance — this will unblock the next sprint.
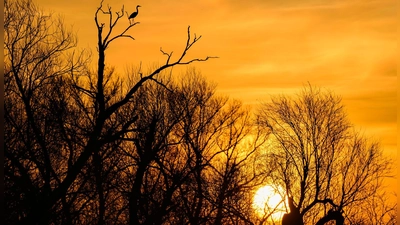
left=256, top=86, right=393, bottom=225
left=7, top=1, right=394, bottom=225
left=4, top=0, right=216, bottom=224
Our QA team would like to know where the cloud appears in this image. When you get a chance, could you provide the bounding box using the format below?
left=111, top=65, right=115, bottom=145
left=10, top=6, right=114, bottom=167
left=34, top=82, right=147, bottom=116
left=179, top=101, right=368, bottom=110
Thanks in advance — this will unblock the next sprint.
left=35, top=0, right=396, bottom=156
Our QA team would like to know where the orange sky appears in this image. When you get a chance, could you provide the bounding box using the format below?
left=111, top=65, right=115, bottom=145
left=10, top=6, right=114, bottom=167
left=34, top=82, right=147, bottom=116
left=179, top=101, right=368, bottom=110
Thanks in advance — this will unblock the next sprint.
left=35, top=0, right=396, bottom=168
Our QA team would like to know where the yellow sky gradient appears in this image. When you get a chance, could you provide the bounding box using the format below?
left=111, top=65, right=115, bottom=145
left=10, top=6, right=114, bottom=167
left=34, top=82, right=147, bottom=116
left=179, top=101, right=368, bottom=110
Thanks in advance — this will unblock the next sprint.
left=35, top=0, right=396, bottom=170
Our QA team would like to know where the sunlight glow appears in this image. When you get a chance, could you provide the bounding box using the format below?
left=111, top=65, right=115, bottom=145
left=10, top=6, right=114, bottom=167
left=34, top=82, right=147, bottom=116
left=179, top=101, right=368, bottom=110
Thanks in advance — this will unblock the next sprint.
left=252, top=185, right=287, bottom=221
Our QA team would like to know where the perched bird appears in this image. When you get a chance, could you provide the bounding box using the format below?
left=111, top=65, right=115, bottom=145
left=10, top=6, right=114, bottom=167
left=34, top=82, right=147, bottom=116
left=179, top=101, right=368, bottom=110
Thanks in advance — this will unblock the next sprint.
left=129, top=5, right=141, bottom=21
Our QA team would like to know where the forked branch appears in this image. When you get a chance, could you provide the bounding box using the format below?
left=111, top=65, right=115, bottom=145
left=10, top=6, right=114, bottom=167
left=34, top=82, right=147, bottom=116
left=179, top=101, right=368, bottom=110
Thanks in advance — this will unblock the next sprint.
left=105, top=26, right=217, bottom=119
left=94, top=0, right=139, bottom=49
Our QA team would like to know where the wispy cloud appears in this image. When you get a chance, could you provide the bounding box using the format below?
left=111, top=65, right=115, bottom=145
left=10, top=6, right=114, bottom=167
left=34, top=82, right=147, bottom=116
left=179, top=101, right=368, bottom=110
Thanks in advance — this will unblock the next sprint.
left=35, top=0, right=396, bottom=155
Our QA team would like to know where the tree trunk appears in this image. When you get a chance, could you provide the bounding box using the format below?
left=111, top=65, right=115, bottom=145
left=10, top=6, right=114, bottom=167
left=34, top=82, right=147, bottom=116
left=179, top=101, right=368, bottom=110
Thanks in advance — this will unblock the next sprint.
left=315, top=210, right=344, bottom=225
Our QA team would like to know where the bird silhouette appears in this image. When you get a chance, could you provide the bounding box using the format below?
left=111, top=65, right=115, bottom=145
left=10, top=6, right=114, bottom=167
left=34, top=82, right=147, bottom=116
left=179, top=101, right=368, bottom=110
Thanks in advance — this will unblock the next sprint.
left=129, top=5, right=141, bottom=21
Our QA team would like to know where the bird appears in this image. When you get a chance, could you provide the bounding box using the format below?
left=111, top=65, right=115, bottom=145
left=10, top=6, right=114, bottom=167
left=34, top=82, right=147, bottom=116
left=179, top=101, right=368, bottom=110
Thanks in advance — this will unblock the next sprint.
left=129, top=5, right=141, bottom=21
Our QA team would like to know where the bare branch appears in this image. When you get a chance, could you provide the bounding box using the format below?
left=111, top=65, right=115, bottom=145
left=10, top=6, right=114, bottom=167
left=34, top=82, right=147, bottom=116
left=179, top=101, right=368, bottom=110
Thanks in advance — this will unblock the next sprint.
left=160, top=47, right=173, bottom=64
left=149, top=77, right=173, bottom=92
left=105, top=23, right=139, bottom=48
left=106, top=26, right=216, bottom=118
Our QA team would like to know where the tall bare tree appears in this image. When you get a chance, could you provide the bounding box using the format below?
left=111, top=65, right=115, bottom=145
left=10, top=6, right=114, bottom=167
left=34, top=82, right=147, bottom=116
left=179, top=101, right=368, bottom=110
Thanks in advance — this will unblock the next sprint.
left=4, top=0, right=87, bottom=223
left=4, top=0, right=213, bottom=224
left=256, top=85, right=394, bottom=225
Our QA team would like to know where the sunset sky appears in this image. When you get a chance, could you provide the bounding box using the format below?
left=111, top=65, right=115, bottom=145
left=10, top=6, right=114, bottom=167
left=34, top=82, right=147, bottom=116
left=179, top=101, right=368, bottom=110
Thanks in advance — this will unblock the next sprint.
left=35, top=0, right=396, bottom=165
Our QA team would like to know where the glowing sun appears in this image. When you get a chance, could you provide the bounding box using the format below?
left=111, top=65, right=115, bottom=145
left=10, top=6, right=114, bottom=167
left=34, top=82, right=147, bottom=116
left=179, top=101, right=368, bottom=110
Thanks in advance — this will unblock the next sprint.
left=252, top=185, right=287, bottom=221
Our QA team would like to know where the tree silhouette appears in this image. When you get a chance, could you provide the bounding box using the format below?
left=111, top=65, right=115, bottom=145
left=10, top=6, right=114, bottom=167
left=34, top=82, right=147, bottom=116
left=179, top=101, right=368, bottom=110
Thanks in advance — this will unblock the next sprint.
left=118, top=71, right=267, bottom=224
left=5, top=1, right=395, bottom=225
left=281, top=196, right=303, bottom=225
left=346, top=191, right=397, bottom=224
left=5, top=0, right=87, bottom=223
left=173, top=73, right=267, bottom=225
left=256, top=85, right=394, bottom=225
left=5, top=0, right=214, bottom=224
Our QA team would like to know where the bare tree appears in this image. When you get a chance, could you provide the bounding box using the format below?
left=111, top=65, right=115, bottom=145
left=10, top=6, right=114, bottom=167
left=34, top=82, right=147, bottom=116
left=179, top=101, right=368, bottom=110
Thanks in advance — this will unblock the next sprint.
left=345, top=191, right=397, bottom=225
left=169, top=71, right=268, bottom=225
left=4, top=0, right=87, bottom=223
left=207, top=101, right=267, bottom=225
left=256, top=85, right=394, bottom=225
left=117, top=69, right=271, bottom=225
left=4, top=0, right=214, bottom=224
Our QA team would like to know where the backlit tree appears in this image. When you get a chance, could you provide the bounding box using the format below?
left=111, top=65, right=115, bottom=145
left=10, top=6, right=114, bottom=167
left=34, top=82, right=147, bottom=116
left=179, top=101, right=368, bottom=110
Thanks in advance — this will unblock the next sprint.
left=256, top=85, right=394, bottom=225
